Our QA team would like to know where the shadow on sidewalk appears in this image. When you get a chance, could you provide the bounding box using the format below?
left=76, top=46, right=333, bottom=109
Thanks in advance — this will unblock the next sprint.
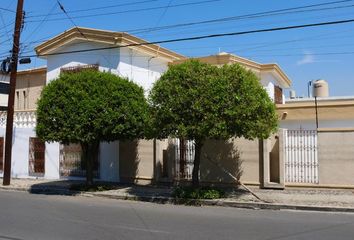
left=28, top=180, right=173, bottom=199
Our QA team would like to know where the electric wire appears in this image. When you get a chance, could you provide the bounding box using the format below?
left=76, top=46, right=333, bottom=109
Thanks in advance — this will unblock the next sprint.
left=25, top=0, right=222, bottom=22
left=11, top=0, right=354, bottom=49
left=56, top=0, right=87, bottom=39
left=14, top=17, right=354, bottom=59
left=29, top=0, right=163, bottom=18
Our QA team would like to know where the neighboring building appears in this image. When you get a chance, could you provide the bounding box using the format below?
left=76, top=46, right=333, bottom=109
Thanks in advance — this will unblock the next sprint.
left=0, top=67, right=46, bottom=178
left=0, top=67, right=46, bottom=110
left=172, top=52, right=292, bottom=104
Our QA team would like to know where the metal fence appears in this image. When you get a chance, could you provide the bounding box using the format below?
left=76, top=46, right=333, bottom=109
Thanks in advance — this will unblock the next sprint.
left=173, top=138, right=195, bottom=180
left=284, top=130, right=318, bottom=184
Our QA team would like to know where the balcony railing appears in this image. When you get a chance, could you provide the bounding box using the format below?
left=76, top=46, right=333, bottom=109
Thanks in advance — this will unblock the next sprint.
left=0, top=110, right=36, bottom=128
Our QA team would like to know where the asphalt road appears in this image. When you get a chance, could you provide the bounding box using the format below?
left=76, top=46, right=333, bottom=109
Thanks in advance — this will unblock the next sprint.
left=0, top=191, right=353, bottom=240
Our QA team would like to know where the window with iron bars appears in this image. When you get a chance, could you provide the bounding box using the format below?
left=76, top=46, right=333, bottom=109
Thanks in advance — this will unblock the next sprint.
left=29, top=137, right=45, bottom=176
left=60, top=64, right=99, bottom=74
left=274, top=85, right=283, bottom=104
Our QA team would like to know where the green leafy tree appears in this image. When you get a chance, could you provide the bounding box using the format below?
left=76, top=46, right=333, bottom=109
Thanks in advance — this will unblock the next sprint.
left=149, top=60, right=277, bottom=186
left=36, top=70, right=148, bottom=185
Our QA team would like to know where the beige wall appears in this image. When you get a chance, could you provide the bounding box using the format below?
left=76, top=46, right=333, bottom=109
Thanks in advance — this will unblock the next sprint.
left=118, top=137, right=263, bottom=185
left=119, top=140, right=155, bottom=183
left=15, top=69, right=46, bottom=110
left=318, top=131, right=354, bottom=186
left=199, top=138, right=261, bottom=185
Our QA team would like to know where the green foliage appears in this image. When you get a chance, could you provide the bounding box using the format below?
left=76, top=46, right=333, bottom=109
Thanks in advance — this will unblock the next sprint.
left=172, top=186, right=225, bottom=199
left=36, top=70, right=149, bottom=144
left=148, top=60, right=278, bottom=141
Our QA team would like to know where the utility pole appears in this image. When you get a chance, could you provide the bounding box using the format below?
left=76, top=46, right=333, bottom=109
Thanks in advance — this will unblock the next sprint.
left=3, top=0, right=25, bottom=185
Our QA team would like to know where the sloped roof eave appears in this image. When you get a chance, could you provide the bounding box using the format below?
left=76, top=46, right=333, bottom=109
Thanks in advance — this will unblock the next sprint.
left=35, top=27, right=186, bottom=62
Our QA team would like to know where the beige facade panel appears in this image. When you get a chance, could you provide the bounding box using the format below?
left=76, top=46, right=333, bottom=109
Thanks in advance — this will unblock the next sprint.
left=199, top=138, right=260, bottom=184
left=318, top=132, right=354, bottom=185
left=119, top=140, right=155, bottom=183
left=277, top=102, right=354, bottom=121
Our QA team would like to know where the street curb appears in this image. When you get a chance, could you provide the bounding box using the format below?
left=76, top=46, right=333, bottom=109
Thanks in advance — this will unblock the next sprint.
left=91, top=192, right=354, bottom=213
left=1, top=186, right=354, bottom=213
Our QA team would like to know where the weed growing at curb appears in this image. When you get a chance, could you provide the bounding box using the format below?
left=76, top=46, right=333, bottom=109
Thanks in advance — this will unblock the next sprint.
left=172, top=186, right=225, bottom=200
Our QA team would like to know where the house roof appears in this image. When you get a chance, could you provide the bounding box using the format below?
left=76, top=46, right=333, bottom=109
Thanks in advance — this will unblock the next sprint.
left=35, top=27, right=186, bottom=62
left=172, top=52, right=292, bottom=88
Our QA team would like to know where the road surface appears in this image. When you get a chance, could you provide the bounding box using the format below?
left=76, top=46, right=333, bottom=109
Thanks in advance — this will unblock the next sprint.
left=0, top=190, right=353, bottom=240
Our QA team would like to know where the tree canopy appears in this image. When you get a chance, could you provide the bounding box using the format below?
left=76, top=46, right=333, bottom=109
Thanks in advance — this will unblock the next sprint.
left=149, top=60, right=278, bottom=185
left=36, top=70, right=149, bottom=184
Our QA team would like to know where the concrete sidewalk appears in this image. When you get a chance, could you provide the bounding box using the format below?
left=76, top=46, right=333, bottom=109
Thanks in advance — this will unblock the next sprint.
left=0, top=179, right=353, bottom=213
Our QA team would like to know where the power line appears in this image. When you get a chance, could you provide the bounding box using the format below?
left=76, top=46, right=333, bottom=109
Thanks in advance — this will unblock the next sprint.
left=22, top=0, right=354, bottom=41
left=125, top=0, right=354, bottom=34
left=26, top=0, right=222, bottom=22
left=245, top=51, right=354, bottom=58
left=9, top=27, right=354, bottom=59
left=56, top=0, right=87, bottom=39
left=22, top=2, right=58, bottom=47
left=0, top=7, right=15, bottom=13
left=13, top=0, right=354, bottom=48
left=0, top=11, right=12, bottom=44
left=235, top=42, right=354, bottom=53
left=29, top=0, right=162, bottom=18
left=17, top=17, right=354, bottom=58
left=153, top=0, right=173, bottom=27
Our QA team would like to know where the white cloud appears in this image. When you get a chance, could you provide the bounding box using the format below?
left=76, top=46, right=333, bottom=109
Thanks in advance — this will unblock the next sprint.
left=297, top=52, right=315, bottom=65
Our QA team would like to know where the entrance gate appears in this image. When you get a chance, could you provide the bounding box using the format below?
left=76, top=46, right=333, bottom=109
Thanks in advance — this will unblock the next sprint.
left=284, top=130, right=318, bottom=184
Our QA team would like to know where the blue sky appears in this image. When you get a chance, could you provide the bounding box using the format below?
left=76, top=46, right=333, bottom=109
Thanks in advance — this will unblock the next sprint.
left=1, top=0, right=354, bottom=97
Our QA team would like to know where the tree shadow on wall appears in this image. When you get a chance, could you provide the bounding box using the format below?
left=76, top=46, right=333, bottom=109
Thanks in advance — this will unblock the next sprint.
left=119, top=140, right=140, bottom=184
left=200, top=139, right=243, bottom=186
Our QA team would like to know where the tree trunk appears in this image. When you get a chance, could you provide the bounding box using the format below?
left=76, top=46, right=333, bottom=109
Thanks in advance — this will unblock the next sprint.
left=81, top=142, right=99, bottom=186
left=192, top=139, right=203, bottom=187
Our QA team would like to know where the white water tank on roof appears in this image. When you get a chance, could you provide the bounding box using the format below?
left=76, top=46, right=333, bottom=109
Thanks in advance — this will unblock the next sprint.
left=312, top=79, right=329, bottom=97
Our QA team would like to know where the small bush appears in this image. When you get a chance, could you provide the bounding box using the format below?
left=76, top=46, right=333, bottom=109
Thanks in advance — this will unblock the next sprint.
left=172, top=186, right=225, bottom=200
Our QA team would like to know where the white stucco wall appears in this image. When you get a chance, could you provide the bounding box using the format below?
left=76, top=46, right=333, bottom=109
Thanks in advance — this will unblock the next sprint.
left=100, top=141, right=119, bottom=182
left=45, top=40, right=169, bottom=94
left=260, top=72, right=276, bottom=102
left=45, top=142, right=60, bottom=179
left=260, top=72, right=286, bottom=104
left=118, top=48, right=168, bottom=94
left=0, top=127, right=59, bottom=179
left=46, top=41, right=121, bottom=82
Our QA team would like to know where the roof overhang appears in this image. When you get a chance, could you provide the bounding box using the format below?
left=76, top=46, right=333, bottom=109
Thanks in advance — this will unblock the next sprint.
left=172, top=53, right=292, bottom=88
left=35, top=27, right=186, bottom=62
left=17, top=66, right=47, bottom=75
